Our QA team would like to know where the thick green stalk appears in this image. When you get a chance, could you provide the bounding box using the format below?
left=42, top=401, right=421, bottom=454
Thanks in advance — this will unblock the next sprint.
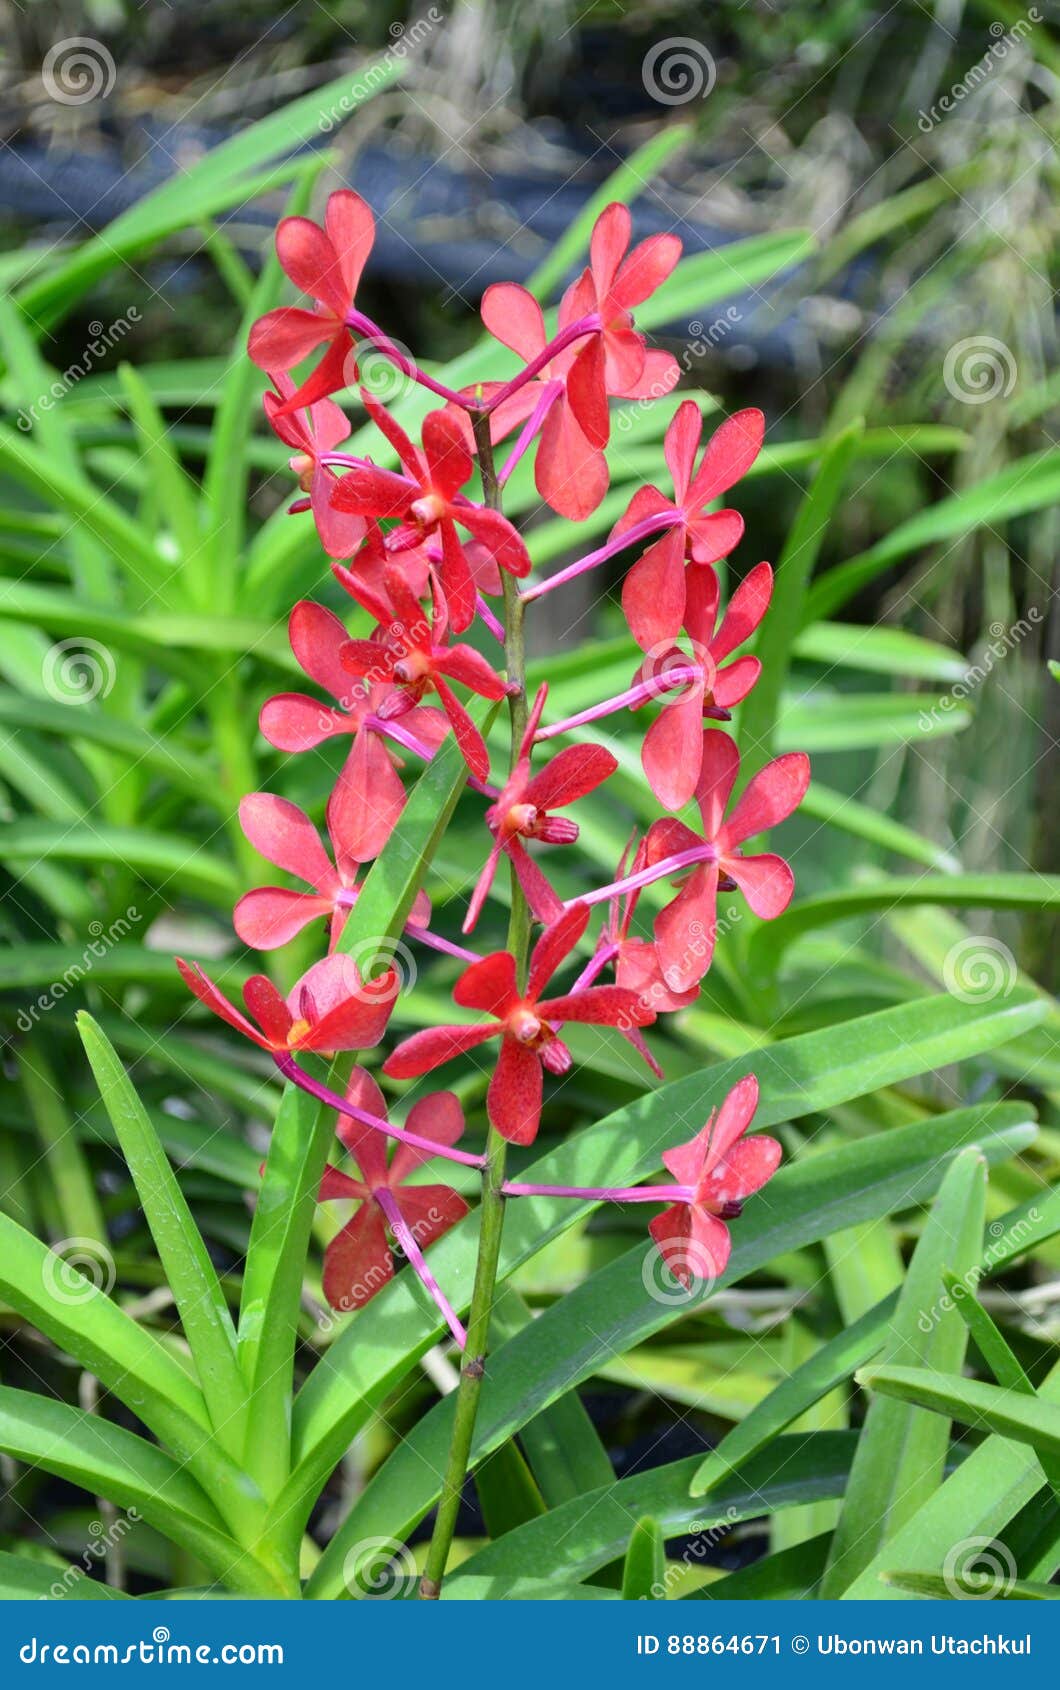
left=419, top=414, right=529, bottom=1598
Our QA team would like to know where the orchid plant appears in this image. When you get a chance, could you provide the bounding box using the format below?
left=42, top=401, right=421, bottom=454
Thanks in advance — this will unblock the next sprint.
left=1, top=52, right=1057, bottom=1610
left=170, top=189, right=807, bottom=1596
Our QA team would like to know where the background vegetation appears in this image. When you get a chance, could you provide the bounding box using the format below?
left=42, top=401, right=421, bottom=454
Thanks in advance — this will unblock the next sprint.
left=0, top=0, right=1057, bottom=1600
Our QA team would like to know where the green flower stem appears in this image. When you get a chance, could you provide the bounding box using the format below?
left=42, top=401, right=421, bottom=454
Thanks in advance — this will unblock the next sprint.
left=419, top=413, right=529, bottom=1599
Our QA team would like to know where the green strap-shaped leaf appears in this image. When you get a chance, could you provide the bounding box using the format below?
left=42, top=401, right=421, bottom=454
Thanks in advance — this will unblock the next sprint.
left=0, top=1212, right=267, bottom=1538
left=622, top=1517, right=666, bottom=1600
left=800, top=781, right=961, bottom=873
left=0, top=1552, right=131, bottom=1601
left=684, top=1534, right=831, bottom=1601
left=19, top=1041, right=107, bottom=1245
left=691, top=1185, right=1060, bottom=1499
left=0, top=690, right=215, bottom=797
left=0, top=1388, right=282, bottom=1597
left=0, top=424, right=164, bottom=584
left=776, top=692, right=971, bottom=750
left=474, top=1443, right=548, bottom=1542
left=0, top=820, right=237, bottom=900
left=693, top=1301, right=894, bottom=1499
left=841, top=1345, right=1060, bottom=1600
left=489, top=1285, right=614, bottom=1505
left=78, top=1012, right=248, bottom=1458
left=820, top=1147, right=987, bottom=1596
left=117, top=362, right=203, bottom=575
left=855, top=1366, right=1060, bottom=1461
left=882, top=1569, right=1060, bottom=1600
left=941, top=1269, right=1032, bottom=1394
left=448, top=1434, right=857, bottom=1592
left=748, top=873, right=1060, bottom=979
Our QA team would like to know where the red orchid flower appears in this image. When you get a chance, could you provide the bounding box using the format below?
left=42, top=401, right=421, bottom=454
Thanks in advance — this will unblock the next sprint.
left=259, top=600, right=448, bottom=860
left=643, top=730, right=809, bottom=992
left=383, top=905, right=654, bottom=1145
left=635, top=561, right=773, bottom=810
left=467, top=283, right=608, bottom=521
left=649, top=1075, right=781, bottom=1286
left=464, top=685, right=617, bottom=933
left=340, top=562, right=512, bottom=782
left=454, top=262, right=680, bottom=522
left=176, top=953, right=397, bottom=1057
left=248, top=190, right=374, bottom=413
left=233, top=790, right=431, bottom=952
left=318, top=1068, right=469, bottom=1312
left=262, top=375, right=365, bottom=560
left=330, top=396, right=529, bottom=632
left=598, top=835, right=699, bottom=1062
left=562, top=204, right=681, bottom=451
left=618, top=402, right=765, bottom=652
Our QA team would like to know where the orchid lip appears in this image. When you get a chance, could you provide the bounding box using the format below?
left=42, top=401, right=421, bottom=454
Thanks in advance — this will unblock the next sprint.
left=508, top=1008, right=543, bottom=1044
left=393, top=652, right=430, bottom=685
left=507, top=802, right=538, bottom=835
left=410, top=493, right=446, bottom=529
